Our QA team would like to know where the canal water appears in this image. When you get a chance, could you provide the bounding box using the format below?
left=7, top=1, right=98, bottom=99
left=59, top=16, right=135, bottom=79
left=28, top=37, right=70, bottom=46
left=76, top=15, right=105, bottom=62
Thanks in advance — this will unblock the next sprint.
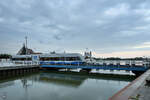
left=0, top=71, right=134, bottom=100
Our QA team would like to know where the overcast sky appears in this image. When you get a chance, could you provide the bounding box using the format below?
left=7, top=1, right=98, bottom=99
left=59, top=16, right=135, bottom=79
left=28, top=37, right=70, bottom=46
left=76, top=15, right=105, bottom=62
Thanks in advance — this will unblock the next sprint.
left=0, top=0, right=150, bottom=58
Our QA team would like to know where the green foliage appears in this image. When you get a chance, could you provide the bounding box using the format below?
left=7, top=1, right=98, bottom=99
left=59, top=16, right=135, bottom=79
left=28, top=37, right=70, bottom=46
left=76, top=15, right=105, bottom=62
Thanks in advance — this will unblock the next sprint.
left=0, top=54, right=12, bottom=59
left=129, top=94, right=140, bottom=100
left=105, top=57, right=121, bottom=60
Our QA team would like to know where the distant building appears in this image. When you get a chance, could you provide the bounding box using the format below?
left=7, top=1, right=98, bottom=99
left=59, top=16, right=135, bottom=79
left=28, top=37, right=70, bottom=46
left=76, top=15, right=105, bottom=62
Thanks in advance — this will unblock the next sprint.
left=17, top=44, right=42, bottom=55
left=84, top=51, right=92, bottom=59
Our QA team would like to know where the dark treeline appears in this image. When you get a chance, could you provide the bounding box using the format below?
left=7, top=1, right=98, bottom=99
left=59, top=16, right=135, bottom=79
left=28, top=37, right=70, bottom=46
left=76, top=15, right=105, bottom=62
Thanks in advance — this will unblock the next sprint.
left=0, top=53, right=147, bottom=60
left=0, top=54, right=12, bottom=59
left=94, top=57, right=146, bottom=60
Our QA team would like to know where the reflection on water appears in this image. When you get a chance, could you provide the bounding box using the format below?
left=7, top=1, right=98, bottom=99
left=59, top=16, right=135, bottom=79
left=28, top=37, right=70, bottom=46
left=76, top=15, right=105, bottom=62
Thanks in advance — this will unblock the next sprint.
left=0, top=72, right=132, bottom=100
left=39, top=73, right=86, bottom=88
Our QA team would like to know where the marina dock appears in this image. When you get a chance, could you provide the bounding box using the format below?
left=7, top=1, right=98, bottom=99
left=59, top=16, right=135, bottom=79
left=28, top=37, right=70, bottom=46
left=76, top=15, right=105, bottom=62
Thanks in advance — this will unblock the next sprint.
left=40, top=64, right=149, bottom=76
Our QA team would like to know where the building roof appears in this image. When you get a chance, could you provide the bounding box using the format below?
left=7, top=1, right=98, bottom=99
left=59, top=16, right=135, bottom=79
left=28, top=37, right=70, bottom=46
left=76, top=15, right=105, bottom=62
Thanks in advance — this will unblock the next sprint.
left=17, top=44, right=41, bottom=55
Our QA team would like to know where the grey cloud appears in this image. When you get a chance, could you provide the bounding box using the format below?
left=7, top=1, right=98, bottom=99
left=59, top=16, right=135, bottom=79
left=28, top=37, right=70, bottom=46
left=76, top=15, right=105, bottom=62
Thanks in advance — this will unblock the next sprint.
left=0, top=0, right=150, bottom=56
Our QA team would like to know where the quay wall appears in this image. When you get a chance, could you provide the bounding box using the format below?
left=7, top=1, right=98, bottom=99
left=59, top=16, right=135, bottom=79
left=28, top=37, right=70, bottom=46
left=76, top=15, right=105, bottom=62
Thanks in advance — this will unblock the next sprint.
left=109, top=69, right=150, bottom=100
left=0, top=65, right=39, bottom=79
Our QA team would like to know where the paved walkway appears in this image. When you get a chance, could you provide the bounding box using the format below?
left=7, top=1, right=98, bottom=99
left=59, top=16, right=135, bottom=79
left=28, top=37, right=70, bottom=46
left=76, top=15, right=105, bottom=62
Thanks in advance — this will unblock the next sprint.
left=130, top=73, right=150, bottom=100
left=109, top=69, right=150, bottom=100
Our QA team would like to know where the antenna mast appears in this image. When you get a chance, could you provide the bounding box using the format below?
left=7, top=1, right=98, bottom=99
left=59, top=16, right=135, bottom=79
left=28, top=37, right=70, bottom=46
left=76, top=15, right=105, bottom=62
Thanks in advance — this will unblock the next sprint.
left=25, top=36, right=27, bottom=54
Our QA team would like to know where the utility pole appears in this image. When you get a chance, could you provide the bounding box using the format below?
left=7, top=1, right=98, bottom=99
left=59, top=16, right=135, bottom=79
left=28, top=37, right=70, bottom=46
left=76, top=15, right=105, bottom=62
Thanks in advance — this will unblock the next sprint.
left=25, top=36, right=28, bottom=66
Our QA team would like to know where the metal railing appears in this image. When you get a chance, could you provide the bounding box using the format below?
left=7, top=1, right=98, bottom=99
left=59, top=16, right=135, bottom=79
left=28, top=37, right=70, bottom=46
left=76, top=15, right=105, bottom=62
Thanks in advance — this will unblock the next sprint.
left=0, top=60, right=39, bottom=68
left=96, top=60, right=150, bottom=67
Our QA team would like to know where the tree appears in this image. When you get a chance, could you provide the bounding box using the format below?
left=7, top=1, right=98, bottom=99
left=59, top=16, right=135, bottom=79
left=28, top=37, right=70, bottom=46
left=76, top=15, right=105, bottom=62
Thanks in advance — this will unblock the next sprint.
left=0, top=54, right=12, bottom=59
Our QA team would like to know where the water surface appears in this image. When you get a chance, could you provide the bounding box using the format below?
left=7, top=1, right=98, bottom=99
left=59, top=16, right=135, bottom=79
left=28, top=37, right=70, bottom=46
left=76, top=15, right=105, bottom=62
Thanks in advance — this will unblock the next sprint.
left=0, top=72, right=132, bottom=100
